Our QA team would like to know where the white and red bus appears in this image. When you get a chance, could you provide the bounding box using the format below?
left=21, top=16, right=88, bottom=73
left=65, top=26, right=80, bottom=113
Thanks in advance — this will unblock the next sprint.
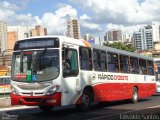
left=10, top=36, right=156, bottom=111
left=153, top=58, right=160, bottom=92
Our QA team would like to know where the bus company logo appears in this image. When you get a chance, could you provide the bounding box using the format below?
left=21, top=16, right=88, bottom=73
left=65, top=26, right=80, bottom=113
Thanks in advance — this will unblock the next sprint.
left=98, top=73, right=128, bottom=81
left=30, top=92, right=34, bottom=96
left=92, top=73, right=96, bottom=80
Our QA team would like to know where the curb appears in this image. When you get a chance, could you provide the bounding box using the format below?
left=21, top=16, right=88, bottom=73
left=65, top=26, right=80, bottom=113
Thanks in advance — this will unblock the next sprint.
left=0, top=106, right=37, bottom=112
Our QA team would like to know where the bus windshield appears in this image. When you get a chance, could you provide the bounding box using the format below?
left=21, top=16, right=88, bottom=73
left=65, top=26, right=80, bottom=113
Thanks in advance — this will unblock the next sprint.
left=12, top=49, right=59, bottom=82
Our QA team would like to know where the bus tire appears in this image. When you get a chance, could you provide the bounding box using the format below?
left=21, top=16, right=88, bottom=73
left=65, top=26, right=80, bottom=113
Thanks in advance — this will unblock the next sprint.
left=77, top=89, right=92, bottom=110
left=39, top=106, right=53, bottom=112
left=132, top=87, right=138, bottom=103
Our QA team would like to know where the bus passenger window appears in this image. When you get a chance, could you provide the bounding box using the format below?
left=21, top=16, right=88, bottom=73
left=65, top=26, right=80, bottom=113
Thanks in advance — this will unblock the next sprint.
left=63, top=48, right=78, bottom=77
left=120, top=55, right=129, bottom=73
left=79, top=47, right=92, bottom=70
left=147, top=61, right=154, bottom=75
left=93, top=50, right=99, bottom=71
left=139, top=59, right=147, bottom=75
left=100, top=51, right=106, bottom=71
left=107, top=52, right=119, bottom=72
left=93, top=50, right=106, bottom=71
left=130, top=57, right=138, bottom=74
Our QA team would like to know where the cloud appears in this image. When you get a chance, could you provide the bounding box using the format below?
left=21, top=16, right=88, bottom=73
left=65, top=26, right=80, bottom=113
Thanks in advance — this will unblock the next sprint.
left=0, top=1, right=37, bottom=26
left=2, top=1, right=78, bottom=35
left=69, top=0, right=160, bottom=25
left=37, top=5, right=78, bottom=35
left=106, top=23, right=146, bottom=34
left=3, top=0, right=160, bottom=39
left=80, top=14, right=102, bottom=35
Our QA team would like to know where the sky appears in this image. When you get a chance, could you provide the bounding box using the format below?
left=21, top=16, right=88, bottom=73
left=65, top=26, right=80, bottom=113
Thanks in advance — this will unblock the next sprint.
left=1, top=0, right=160, bottom=38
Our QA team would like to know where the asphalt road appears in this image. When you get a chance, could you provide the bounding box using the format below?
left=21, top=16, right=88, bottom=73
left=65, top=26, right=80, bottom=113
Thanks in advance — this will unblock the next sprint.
left=1, top=94, right=160, bottom=120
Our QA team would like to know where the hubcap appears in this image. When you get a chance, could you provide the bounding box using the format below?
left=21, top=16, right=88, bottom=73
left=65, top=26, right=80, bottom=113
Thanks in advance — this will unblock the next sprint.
left=133, top=91, right=137, bottom=100
left=82, top=94, right=89, bottom=106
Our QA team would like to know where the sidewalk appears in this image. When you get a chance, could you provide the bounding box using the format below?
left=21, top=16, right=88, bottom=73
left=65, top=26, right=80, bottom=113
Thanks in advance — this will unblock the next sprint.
left=0, top=97, right=37, bottom=112
left=0, top=97, right=11, bottom=108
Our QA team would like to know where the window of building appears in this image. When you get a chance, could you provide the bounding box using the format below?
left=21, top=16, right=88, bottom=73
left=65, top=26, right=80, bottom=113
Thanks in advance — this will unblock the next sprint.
left=79, top=47, right=92, bottom=70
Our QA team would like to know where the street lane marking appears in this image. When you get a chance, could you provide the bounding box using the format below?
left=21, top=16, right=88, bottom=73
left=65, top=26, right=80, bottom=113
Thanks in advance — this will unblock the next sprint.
left=85, top=110, right=136, bottom=120
left=85, top=105, right=160, bottom=120
left=0, top=106, right=37, bottom=112
left=148, top=105, right=160, bottom=109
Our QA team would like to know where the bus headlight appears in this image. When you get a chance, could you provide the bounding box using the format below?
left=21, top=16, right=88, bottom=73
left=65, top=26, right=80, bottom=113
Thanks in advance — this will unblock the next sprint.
left=11, top=86, right=19, bottom=95
left=46, top=85, right=59, bottom=96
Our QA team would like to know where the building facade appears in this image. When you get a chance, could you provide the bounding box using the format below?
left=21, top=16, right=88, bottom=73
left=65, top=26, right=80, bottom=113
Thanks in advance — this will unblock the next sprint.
left=84, top=33, right=92, bottom=41
left=30, top=25, right=47, bottom=37
left=8, top=26, right=31, bottom=40
left=7, top=31, right=17, bottom=52
left=104, top=29, right=122, bottom=42
left=133, top=25, right=153, bottom=50
left=152, top=22, right=160, bottom=42
left=67, top=18, right=81, bottom=39
left=0, top=21, right=7, bottom=53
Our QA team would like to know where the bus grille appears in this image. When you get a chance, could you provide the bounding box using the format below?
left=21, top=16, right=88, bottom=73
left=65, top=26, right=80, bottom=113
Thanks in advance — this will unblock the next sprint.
left=24, top=98, right=41, bottom=102
left=17, top=84, right=49, bottom=90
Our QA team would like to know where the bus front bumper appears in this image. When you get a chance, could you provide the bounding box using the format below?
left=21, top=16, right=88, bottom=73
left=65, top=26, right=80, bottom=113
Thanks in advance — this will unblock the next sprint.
left=10, top=92, right=61, bottom=106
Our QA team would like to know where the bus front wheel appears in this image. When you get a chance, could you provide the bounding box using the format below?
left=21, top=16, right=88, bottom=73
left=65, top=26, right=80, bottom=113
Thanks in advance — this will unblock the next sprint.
left=77, top=89, right=92, bottom=110
left=132, top=87, right=138, bottom=103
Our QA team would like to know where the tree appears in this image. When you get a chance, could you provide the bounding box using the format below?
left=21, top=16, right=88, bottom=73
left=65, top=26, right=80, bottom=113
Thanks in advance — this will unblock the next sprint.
left=104, top=42, right=136, bottom=52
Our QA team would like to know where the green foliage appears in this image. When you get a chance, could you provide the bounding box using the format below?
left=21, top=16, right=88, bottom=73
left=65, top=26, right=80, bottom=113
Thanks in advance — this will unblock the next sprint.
left=104, top=42, right=136, bottom=52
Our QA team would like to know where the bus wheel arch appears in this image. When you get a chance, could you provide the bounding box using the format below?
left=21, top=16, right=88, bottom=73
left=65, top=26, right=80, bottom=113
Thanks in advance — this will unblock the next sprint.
left=132, top=86, right=138, bottom=103
left=83, top=86, right=94, bottom=103
left=77, top=86, right=94, bottom=110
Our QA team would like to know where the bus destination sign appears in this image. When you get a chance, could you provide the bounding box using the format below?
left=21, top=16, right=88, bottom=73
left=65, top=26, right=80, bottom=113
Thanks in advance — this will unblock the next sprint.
left=14, top=38, right=59, bottom=50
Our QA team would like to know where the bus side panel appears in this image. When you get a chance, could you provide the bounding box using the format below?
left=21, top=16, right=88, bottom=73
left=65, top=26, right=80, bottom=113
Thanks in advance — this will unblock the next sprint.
left=93, top=82, right=156, bottom=102
left=148, top=83, right=156, bottom=96
left=138, top=83, right=156, bottom=98
left=93, top=83, right=132, bottom=102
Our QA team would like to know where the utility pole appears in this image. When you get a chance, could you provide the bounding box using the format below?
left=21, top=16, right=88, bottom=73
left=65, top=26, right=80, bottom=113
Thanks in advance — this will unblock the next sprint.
left=2, top=50, right=7, bottom=66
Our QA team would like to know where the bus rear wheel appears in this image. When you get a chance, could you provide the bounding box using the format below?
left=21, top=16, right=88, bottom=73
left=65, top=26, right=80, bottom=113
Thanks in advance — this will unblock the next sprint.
left=39, top=106, right=53, bottom=112
left=132, top=87, right=138, bottom=103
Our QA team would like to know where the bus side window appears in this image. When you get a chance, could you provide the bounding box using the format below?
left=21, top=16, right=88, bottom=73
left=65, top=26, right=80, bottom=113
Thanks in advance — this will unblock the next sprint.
left=93, top=50, right=106, bottom=71
left=139, top=59, right=147, bottom=75
left=79, top=47, right=92, bottom=70
left=93, top=50, right=99, bottom=71
left=100, top=51, right=106, bottom=71
left=147, top=61, right=154, bottom=75
left=107, top=52, right=119, bottom=72
left=119, top=55, right=129, bottom=73
left=130, top=57, right=138, bottom=74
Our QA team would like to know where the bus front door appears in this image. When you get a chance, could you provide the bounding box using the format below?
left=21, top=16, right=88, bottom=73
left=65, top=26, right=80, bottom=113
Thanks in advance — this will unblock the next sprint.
left=61, top=45, right=80, bottom=106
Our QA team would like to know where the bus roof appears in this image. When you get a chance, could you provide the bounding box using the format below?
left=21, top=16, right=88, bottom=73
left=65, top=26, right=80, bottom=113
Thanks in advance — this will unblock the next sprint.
left=16, top=36, right=153, bottom=61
